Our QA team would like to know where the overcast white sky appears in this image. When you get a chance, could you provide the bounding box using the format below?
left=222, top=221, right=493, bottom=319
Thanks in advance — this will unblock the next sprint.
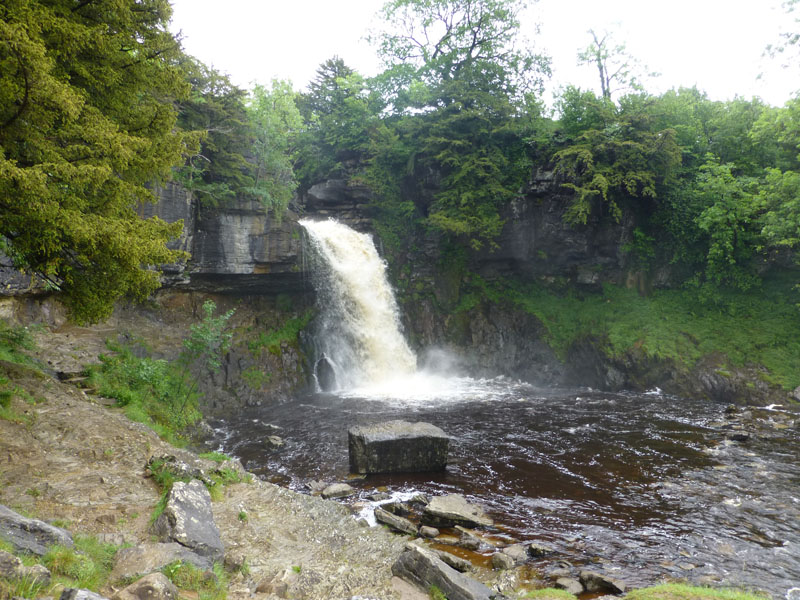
left=168, top=0, right=797, bottom=108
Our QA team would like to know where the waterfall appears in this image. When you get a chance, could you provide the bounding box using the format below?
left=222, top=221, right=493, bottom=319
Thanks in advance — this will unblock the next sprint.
left=300, top=218, right=417, bottom=390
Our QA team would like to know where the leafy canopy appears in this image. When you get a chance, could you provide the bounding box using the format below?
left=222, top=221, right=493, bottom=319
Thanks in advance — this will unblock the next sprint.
left=0, top=0, right=197, bottom=323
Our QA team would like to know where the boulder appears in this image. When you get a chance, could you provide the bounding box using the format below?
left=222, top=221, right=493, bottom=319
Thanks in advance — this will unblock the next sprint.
left=110, top=543, right=213, bottom=582
left=423, top=495, right=493, bottom=528
left=527, top=542, right=556, bottom=557
left=0, top=550, right=51, bottom=586
left=392, top=544, right=500, bottom=600
left=432, top=549, right=472, bottom=573
left=579, top=570, right=626, bottom=594
left=61, top=590, right=110, bottom=600
left=375, top=508, right=418, bottom=536
left=0, top=504, right=73, bottom=556
left=320, top=483, right=355, bottom=499
left=555, top=577, right=584, bottom=595
left=112, top=573, right=178, bottom=600
left=419, top=526, right=440, bottom=538
left=152, top=480, right=224, bottom=562
left=348, top=421, right=449, bottom=474
left=501, top=544, right=528, bottom=565
left=491, top=552, right=515, bottom=570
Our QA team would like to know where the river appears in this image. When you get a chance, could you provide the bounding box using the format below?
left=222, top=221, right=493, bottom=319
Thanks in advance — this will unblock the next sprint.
left=211, top=219, right=799, bottom=597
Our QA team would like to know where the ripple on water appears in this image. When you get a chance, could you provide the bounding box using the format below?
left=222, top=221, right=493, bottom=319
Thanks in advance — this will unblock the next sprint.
left=207, top=384, right=800, bottom=598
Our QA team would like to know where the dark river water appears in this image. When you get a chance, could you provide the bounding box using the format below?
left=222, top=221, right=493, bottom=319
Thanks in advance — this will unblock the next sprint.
left=206, top=380, right=800, bottom=598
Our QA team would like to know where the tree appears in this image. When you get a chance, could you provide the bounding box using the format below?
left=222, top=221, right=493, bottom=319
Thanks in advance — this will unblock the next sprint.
left=0, top=0, right=196, bottom=323
left=371, top=0, right=550, bottom=107
left=294, top=57, right=380, bottom=188
left=366, top=0, right=549, bottom=248
left=246, top=80, right=304, bottom=217
left=175, top=58, right=254, bottom=206
left=578, top=28, right=656, bottom=101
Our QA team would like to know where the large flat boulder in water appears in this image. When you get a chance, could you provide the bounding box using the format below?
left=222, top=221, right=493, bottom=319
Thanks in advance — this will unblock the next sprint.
left=348, top=420, right=449, bottom=474
left=423, top=494, right=493, bottom=528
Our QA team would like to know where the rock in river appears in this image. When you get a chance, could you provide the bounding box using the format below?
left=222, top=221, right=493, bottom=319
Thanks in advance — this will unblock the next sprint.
left=423, top=494, right=493, bottom=528
left=348, top=420, right=449, bottom=474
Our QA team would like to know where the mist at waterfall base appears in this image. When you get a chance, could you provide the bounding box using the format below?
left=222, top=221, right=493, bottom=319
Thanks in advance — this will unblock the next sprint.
left=208, top=219, right=800, bottom=597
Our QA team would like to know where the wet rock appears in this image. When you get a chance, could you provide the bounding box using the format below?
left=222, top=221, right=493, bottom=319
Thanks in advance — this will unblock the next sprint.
left=348, top=420, right=449, bottom=474
left=792, top=386, right=800, bottom=402
left=111, top=573, right=178, bottom=600
left=315, top=355, right=337, bottom=392
left=579, top=570, right=626, bottom=594
left=527, top=542, right=556, bottom=557
left=555, top=577, right=583, bottom=595
left=152, top=480, right=224, bottom=562
left=454, top=526, right=483, bottom=551
left=419, top=526, right=440, bottom=538
left=60, top=590, right=110, bottom=600
left=501, top=544, right=528, bottom=565
left=367, top=492, right=391, bottom=502
left=305, top=480, right=328, bottom=494
left=0, top=504, right=74, bottom=556
left=110, top=543, right=213, bottom=582
left=392, top=543, right=498, bottom=600
left=726, top=431, right=751, bottom=442
left=375, top=507, right=418, bottom=536
left=0, top=550, right=51, bottom=586
left=491, top=552, right=515, bottom=570
left=432, top=549, right=472, bottom=573
left=320, top=483, right=354, bottom=499
left=423, top=494, right=493, bottom=528
left=266, top=435, right=284, bottom=448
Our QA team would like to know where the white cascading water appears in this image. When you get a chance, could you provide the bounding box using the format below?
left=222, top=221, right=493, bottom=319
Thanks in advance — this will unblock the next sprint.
left=300, top=218, right=417, bottom=390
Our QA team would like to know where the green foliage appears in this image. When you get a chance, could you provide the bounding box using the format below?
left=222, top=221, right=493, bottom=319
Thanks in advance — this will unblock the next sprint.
left=43, top=535, right=118, bottom=591
left=0, top=0, right=196, bottom=323
left=247, top=311, right=313, bottom=357
left=198, top=451, right=233, bottom=463
left=246, top=80, right=304, bottom=217
left=462, top=275, right=800, bottom=389
left=428, top=584, right=448, bottom=600
left=554, top=89, right=681, bottom=225
left=161, top=560, right=228, bottom=600
left=86, top=300, right=234, bottom=445
left=175, top=58, right=254, bottom=207
left=625, top=584, right=767, bottom=600
left=295, top=57, right=380, bottom=188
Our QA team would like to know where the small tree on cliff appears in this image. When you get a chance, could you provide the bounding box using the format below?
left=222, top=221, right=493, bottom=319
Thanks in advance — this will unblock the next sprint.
left=0, top=0, right=198, bottom=323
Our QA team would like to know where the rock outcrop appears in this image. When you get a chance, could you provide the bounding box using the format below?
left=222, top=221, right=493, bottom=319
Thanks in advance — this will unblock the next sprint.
left=152, top=480, right=224, bottom=562
left=348, top=420, right=450, bottom=474
left=0, top=504, right=74, bottom=555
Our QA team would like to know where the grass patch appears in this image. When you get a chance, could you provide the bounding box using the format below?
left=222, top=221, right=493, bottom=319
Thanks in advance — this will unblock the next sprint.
left=161, top=560, right=228, bottom=600
left=85, top=342, right=200, bottom=447
left=198, top=451, right=232, bottom=463
left=463, top=274, right=800, bottom=390
left=247, top=311, right=313, bottom=357
left=523, top=589, right=577, bottom=600
left=626, top=584, right=768, bottom=600
left=42, top=535, right=118, bottom=591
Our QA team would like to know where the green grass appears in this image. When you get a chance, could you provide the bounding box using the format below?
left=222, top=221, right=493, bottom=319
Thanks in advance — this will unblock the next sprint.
left=247, top=311, right=313, bottom=357
left=41, top=535, right=118, bottom=591
left=198, top=451, right=232, bottom=463
left=85, top=341, right=201, bottom=446
left=626, top=584, right=768, bottom=600
left=428, top=585, right=447, bottom=600
left=523, top=589, right=577, bottom=600
left=161, top=560, right=228, bottom=600
left=462, top=274, right=800, bottom=390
